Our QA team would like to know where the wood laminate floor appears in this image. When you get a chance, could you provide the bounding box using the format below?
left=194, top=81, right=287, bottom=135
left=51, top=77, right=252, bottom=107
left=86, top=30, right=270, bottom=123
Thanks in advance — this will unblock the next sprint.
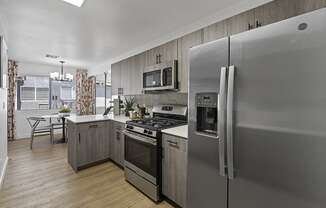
left=0, top=137, right=174, bottom=208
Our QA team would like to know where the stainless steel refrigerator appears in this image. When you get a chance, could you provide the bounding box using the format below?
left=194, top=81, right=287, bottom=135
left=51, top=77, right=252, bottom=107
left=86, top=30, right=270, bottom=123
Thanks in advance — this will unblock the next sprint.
left=187, top=8, right=326, bottom=208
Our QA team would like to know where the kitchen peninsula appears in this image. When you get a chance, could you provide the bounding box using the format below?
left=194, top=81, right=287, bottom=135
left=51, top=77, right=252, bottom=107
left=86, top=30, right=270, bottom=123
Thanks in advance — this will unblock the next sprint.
left=66, top=114, right=129, bottom=172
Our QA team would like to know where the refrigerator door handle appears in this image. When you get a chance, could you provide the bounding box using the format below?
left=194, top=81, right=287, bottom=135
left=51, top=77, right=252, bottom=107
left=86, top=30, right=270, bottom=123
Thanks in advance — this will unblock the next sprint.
left=218, top=66, right=227, bottom=177
left=227, top=65, right=235, bottom=179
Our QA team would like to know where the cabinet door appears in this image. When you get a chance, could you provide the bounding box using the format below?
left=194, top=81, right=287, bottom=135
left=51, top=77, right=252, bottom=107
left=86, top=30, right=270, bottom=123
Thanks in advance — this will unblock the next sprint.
left=162, top=134, right=188, bottom=207
left=145, top=40, right=178, bottom=66
left=120, top=59, right=131, bottom=96
left=110, top=122, right=125, bottom=167
left=109, top=121, right=115, bottom=159
left=94, top=121, right=109, bottom=161
left=178, top=30, right=203, bottom=93
left=111, top=62, right=121, bottom=96
left=227, top=10, right=255, bottom=35
left=158, top=40, right=178, bottom=64
left=295, top=0, right=324, bottom=15
left=118, top=130, right=125, bottom=167
left=67, top=121, right=78, bottom=171
left=145, top=47, right=160, bottom=66
left=203, top=20, right=228, bottom=43
left=133, top=53, right=146, bottom=95
left=254, top=0, right=324, bottom=28
left=253, top=0, right=296, bottom=27
left=77, top=124, right=95, bottom=166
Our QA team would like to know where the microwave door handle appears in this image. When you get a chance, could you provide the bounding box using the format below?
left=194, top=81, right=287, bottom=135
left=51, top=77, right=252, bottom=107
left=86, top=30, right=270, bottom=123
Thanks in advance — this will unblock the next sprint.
left=218, top=67, right=227, bottom=177
left=227, top=65, right=235, bottom=179
left=161, top=69, right=164, bottom=87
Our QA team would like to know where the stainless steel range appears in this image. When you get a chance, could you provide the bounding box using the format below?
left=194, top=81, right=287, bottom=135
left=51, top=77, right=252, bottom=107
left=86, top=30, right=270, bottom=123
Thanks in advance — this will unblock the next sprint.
left=124, top=105, right=187, bottom=202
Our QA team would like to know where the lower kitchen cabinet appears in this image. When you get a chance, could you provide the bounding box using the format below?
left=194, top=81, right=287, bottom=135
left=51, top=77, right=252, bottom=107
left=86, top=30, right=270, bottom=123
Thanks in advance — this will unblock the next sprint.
left=109, top=121, right=125, bottom=167
left=67, top=121, right=110, bottom=171
left=162, top=134, right=188, bottom=207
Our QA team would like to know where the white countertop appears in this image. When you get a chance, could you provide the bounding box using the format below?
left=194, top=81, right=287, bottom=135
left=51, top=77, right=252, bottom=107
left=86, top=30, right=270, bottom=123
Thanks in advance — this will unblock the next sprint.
left=66, top=114, right=130, bottom=124
left=66, top=114, right=188, bottom=138
left=162, top=125, right=188, bottom=139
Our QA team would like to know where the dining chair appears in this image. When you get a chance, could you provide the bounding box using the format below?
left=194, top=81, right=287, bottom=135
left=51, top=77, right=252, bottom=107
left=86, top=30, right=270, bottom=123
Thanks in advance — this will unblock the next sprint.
left=49, top=114, right=67, bottom=141
left=27, top=117, right=53, bottom=149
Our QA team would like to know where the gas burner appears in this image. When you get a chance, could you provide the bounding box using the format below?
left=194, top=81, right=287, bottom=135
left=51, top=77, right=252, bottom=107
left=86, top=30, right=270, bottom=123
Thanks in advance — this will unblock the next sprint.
left=127, top=117, right=186, bottom=131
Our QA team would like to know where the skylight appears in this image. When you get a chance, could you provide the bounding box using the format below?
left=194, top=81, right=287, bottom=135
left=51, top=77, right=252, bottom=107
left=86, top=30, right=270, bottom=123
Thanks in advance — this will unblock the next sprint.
left=61, top=0, right=85, bottom=7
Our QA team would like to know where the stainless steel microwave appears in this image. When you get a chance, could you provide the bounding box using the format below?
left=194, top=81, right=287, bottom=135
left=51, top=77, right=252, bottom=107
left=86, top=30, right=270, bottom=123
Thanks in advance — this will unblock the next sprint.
left=142, top=60, right=178, bottom=91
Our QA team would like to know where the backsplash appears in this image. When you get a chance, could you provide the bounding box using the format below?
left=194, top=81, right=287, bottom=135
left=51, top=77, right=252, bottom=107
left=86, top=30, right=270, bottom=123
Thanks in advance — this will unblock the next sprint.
left=126, top=93, right=188, bottom=107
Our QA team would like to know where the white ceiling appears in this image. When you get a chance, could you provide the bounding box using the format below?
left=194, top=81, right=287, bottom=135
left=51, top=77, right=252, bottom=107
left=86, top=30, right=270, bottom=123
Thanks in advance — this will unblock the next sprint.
left=0, top=0, right=271, bottom=72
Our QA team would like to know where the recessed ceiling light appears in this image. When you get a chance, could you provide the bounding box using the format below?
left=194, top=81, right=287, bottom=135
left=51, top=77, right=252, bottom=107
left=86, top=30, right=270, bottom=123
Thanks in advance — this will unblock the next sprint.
left=61, top=0, right=85, bottom=7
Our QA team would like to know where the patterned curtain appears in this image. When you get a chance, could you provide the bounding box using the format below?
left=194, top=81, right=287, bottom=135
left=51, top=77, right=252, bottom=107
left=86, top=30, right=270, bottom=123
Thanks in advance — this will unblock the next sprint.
left=7, top=60, right=18, bottom=141
left=76, top=69, right=96, bottom=115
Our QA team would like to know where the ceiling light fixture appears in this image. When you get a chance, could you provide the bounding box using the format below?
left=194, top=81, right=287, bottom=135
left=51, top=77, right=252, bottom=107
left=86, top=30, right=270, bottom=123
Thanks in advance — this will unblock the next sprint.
left=50, top=61, right=73, bottom=81
left=46, top=54, right=60, bottom=59
left=61, top=0, right=85, bottom=7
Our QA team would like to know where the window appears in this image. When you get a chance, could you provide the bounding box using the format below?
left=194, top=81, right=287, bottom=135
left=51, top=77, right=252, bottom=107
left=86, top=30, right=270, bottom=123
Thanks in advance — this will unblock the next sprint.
left=61, top=86, right=73, bottom=100
left=18, top=76, right=50, bottom=110
left=21, top=87, right=36, bottom=100
left=36, top=88, right=50, bottom=100
left=17, top=76, right=76, bottom=110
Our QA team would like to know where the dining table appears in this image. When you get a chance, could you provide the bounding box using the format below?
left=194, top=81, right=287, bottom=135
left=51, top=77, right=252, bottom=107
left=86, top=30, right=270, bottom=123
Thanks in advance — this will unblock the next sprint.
left=42, top=114, right=70, bottom=144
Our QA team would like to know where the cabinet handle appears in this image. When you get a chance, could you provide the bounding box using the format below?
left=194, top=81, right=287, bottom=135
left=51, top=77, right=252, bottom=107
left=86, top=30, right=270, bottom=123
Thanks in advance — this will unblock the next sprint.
left=156, top=55, right=158, bottom=64
left=78, top=133, right=81, bottom=144
left=256, top=20, right=262, bottom=28
left=248, top=23, right=254, bottom=30
left=158, top=54, right=162, bottom=63
left=167, top=140, right=179, bottom=148
left=89, top=124, right=98, bottom=128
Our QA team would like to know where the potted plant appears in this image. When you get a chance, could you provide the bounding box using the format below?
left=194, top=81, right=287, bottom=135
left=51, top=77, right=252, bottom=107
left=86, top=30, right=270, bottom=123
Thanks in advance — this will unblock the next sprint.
left=124, top=97, right=135, bottom=117
left=59, top=105, right=71, bottom=117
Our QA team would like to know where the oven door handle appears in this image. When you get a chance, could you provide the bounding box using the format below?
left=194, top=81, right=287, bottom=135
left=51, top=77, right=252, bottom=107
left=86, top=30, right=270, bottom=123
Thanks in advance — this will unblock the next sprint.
left=123, top=131, right=157, bottom=146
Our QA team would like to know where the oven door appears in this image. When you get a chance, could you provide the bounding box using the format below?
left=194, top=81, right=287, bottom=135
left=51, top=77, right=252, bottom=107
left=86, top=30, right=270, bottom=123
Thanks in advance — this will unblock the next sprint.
left=124, top=131, right=158, bottom=184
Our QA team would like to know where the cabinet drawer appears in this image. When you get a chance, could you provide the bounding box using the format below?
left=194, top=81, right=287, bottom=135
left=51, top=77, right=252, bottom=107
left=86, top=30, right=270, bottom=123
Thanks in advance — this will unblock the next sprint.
left=113, top=121, right=125, bottom=131
left=163, top=134, right=187, bottom=152
left=78, top=121, right=105, bottom=131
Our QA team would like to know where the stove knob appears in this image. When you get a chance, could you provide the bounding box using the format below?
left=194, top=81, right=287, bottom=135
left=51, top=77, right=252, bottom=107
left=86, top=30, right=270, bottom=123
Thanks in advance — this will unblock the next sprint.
left=126, top=125, right=134, bottom=130
left=148, top=131, right=152, bottom=135
left=144, top=129, right=148, bottom=134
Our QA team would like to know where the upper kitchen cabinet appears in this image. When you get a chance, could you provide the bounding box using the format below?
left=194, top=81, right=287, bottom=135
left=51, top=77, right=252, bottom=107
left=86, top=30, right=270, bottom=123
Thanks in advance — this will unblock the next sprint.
left=254, top=0, right=324, bottom=28
left=120, top=58, right=132, bottom=96
left=132, top=52, right=146, bottom=94
left=145, top=40, right=178, bottom=66
left=112, top=54, right=144, bottom=96
left=227, top=10, right=255, bottom=35
left=178, top=30, right=203, bottom=93
left=203, top=20, right=228, bottom=43
left=111, top=62, right=121, bottom=96
left=294, top=0, right=324, bottom=15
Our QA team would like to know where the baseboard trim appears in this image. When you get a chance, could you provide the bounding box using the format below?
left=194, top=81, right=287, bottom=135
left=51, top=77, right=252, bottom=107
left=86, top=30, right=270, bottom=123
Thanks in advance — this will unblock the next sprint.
left=0, top=157, right=8, bottom=190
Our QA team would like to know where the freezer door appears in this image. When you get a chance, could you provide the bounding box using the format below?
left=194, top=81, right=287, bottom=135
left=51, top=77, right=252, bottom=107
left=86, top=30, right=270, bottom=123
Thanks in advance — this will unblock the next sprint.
left=187, top=38, right=228, bottom=208
left=228, top=8, right=326, bottom=208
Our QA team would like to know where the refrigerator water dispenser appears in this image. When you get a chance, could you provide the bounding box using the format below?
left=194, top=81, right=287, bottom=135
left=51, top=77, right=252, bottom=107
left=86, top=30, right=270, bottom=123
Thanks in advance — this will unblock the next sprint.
left=196, top=93, right=218, bottom=136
